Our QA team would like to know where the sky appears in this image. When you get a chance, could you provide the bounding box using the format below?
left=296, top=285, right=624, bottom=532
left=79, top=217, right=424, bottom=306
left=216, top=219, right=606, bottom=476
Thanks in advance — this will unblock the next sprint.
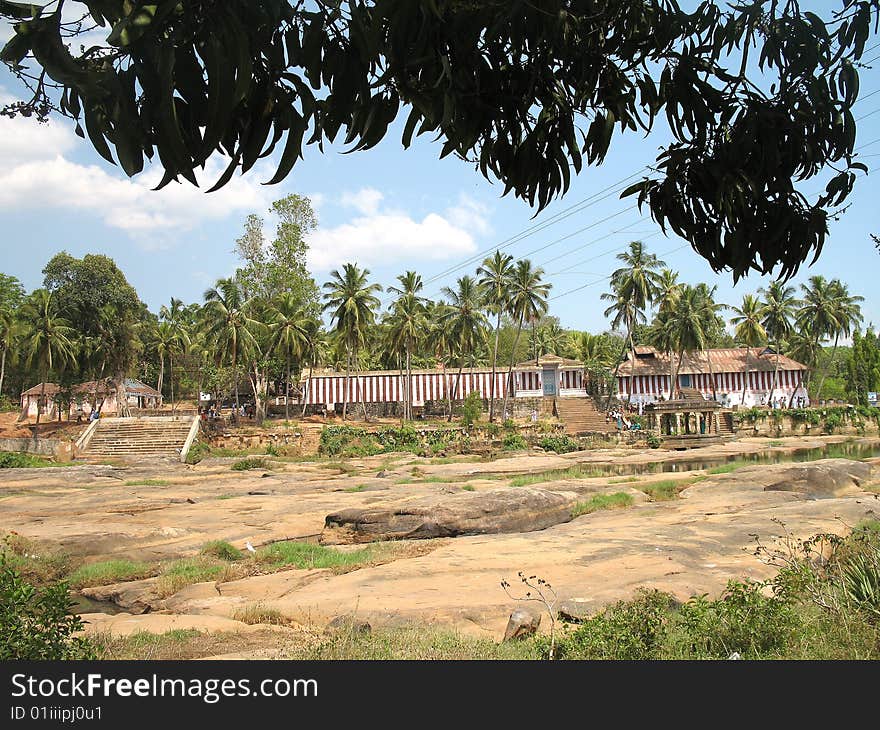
left=1, top=5, right=880, bottom=338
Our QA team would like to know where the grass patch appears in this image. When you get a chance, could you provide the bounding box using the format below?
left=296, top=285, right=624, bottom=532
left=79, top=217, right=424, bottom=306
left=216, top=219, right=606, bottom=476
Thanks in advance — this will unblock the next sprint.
left=200, top=540, right=243, bottom=561
left=706, top=460, right=752, bottom=475
left=1, top=534, right=72, bottom=584
left=293, top=626, right=538, bottom=660
left=66, top=560, right=154, bottom=589
left=0, top=451, right=62, bottom=469
left=343, top=484, right=369, bottom=493
left=231, top=457, right=271, bottom=471
left=768, top=440, right=784, bottom=447
left=215, top=493, right=237, bottom=500
left=123, top=479, right=170, bottom=487
left=156, top=557, right=234, bottom=597
left=507, top=464, right=606, bottom=488
left=256, top=541, right=374, bottom=572
left=571, top=492, right=635, bottom=518
left=608, top=476, right=639, bottom=484
left=233, top=604, right=288, bottom=626
left=637, top=478, right=697, bottom=501
left=460, top=485, right=476, bottom=492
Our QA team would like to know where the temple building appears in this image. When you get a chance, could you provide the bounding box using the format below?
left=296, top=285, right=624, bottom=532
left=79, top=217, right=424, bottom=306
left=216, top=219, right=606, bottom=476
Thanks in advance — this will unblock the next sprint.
left=616, top=347, right=810, bottom=408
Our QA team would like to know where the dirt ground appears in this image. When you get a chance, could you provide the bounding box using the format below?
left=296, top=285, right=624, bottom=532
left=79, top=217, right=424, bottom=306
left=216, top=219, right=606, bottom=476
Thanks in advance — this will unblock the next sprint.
left=1, top=434, right=878, bottom=657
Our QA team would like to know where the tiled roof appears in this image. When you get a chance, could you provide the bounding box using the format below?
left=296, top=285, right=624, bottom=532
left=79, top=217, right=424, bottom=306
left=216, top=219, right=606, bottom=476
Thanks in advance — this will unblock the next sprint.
left=22, top=379, right=160, bottom=398
left=621, top=347, right=807, bottom=376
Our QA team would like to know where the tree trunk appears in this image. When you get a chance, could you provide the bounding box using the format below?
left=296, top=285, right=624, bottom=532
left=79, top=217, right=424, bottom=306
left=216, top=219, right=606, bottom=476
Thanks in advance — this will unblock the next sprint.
left=301, top=355, right=311, bottom=418
left=157, top=354, right=164, bottom=403
left=169, top=351, right=175, bottom=414
left=605, top=333, right=630, bottom=411
left=406, top=342, right=412, bottom=421
left=668, top=349, right=675, bottom=400
left=705, top=348, right=717, bottom=401
left=115, top=374, right=130, bottom=418
left=625, top=316, right=636, bottom=405
left=501, top=317, right=525, bottom=421
left=285, top=352, right=291, bottom=421
left=768, top=340, right=781, bottom=405
left=343, top=346, right=351, bottom=421
left=357, top=348, right=368, bottom=422
left=250, top=365, right=267, bottom=424
left=34, top=377, right=46, bottom=445
left=0, top=347, right=6, bottom=399
left=742, top=346, right=751, bottom=405
left=233, top=346, right=240, bottom=414
left=489, top=311, right=502, bottom=421
left=449, top=363, right=464, bottom=422
left=814, top=333, right=838, bottom=400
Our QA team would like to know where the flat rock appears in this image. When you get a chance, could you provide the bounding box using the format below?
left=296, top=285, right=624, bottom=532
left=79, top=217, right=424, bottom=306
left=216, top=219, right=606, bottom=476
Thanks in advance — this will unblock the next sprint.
left=320, top=488, right=579, bottom=544
left=78, top=612, right=258, bottom=637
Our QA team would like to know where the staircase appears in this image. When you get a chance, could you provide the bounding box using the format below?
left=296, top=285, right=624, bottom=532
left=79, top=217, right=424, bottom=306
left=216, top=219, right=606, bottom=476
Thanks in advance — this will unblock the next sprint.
left=716, top=412, right=734, bottom=436
left=555, top=398, right=615, bottom=435
left=81, top=417, right=196, bottom=460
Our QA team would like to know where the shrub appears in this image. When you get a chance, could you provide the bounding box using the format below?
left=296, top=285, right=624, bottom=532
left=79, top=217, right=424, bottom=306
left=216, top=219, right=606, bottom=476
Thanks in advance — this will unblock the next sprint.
left=0, top=394, right=18, bottom=412
left=646, top=433, right=662, bottom=449
left=0, top=558, right=97, bottom=659
left=538, top=435, right=580, bottom=454
left=483, top=422, right=501, bottom=437
left=460, top=392, right=483, bottom=427
left=200, top=540, right=243, bottom=562
left=502, top=419, right=517, bottom=433
left=571, top=492, right=634, bottom=517
left=0, top=452, right=57, bottom=469
left=184, top=440, right=211, bottom=464
left=673, top=579, right=797, bottom=659
left=551, top=589, right=674, bottom=660
left=233, top=604, right=287, bottom=625
left=231, top=457, right=270, bottom=471
left=502, top=433, right=528, bottom=451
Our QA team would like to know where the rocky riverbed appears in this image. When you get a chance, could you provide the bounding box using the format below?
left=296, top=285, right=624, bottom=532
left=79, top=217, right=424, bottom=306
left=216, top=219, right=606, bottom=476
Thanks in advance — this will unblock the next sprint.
left=1, top=435, right=878, bottom=657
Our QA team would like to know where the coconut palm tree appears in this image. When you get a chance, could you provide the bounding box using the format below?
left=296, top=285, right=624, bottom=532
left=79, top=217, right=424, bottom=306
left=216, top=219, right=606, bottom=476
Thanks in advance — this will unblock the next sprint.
left=531, top=322, right=568, bottom=361
left=693, top=283, right=726, bottom=400
left=20, top=290, right=77, bottom=441
left=651, top=268, right=681, bottom=398
left=322, top=264, right=382, bottom=420
left=158, top=297, right=191, bottom=413
left=476, top=251, right=515, bottom=421
left=0, top=306, right=19, bottom=400
left=666, top=285, right=709, bottom=395
left=813, top=279, right=864, bottom=398
left=202, top=278, right=260, bottom=414
left=730, top=294, right=767, bottom=404
left=440, top=276, right=488, bottom=419
left=268, top=293, right=314, bottom=420
left=153, top=321, right=175, bottom=404
left=759, top=281, right=797, bottom=404
left=571, top=332, right=616, bottom=396
left=602, top=242, right=664, bottom=404
left=387, top=271, right=428, bottom=421
left=501, top=260, right=550, bottom=419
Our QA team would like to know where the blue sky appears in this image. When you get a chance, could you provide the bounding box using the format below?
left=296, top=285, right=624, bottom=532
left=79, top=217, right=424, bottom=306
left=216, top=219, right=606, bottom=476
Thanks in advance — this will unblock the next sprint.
left=1, top=7, right=879, bottom=337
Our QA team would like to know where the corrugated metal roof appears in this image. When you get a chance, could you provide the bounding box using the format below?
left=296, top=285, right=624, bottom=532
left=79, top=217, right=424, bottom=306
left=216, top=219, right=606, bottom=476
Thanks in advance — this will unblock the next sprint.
left=621, top=347, right=807, bottom=376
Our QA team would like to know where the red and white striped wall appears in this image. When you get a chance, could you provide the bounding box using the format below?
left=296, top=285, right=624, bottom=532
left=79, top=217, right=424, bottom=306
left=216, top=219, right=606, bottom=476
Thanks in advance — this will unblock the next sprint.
left=616, top=369, right=808, bottom=405
left=301, top=371, right=510, bottom=407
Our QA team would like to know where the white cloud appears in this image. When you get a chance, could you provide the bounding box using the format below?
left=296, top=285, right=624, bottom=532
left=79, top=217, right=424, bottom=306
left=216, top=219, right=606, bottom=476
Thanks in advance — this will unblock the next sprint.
left=445, top=195, right=493, bottom=236
left=0, top=108, right=273, bottom=243
left=340, top=187, right=384, bottom=216
left=307, top=210, right=480, bottom=272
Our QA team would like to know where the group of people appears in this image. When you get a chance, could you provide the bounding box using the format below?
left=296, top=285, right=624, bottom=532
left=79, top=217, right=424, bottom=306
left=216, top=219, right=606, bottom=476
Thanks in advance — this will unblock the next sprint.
left=606, top=408, right=641, bottom=431
left=199, top=403, right=257, bottom=423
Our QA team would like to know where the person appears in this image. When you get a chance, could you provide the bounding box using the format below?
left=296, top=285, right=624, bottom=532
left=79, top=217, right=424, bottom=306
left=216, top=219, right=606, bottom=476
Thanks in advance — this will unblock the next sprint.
left=531, top=409, right=538, bottom=423
left=89, top=408, right=99, bottom=422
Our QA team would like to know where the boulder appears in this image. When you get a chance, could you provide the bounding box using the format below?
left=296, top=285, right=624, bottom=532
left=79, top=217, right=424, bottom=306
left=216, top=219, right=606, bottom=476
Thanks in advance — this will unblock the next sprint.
left=320, top=488, right=579, bottom=544
left=503, top=608, right=541, bottom=641
left=79, top=577, right=161, bottom=615
left=760, top=459, right=873, bottom=498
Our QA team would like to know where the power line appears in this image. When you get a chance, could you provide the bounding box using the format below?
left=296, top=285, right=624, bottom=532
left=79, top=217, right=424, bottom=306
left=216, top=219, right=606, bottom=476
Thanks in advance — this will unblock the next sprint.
left=421, top=167, right=650, bottom=286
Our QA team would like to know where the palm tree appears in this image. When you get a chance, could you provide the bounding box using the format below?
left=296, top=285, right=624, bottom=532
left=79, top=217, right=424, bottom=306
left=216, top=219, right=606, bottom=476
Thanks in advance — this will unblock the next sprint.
left=730, top=294, right=767, bottom=405
left=531, top=322, right=568, bottom=361
left=440, top=276, right=488, bottom=419
left=693, top=283, right=726, bottom=400
left=759, top=281, right=797, bottom=404
left=666, top=285, right=709, bottom=396
left=602, top=241, right=664, bottom=403
left=813, top=279, right=863, bottom=398
left=153, top=321, right=175, bottom=404
left=571, top=332, right=616, bottom=396
left=0, top=306, right=18, bottom=400
left=651, top=268, right=681, bottom=399
left=20, top=290, right=77, bottom=441
left=501, top=260, right=550, bottom=419
left=322, top=264, right=382, bottom=420
left=159, top=297, right=191, bottom=413
left=268, top=293, right=313, bottom=420
left=476, top=251, right=515, bottom=421
left=387, top=271, right=427, bottom=421
left=202, top=278, right=260, bottom=414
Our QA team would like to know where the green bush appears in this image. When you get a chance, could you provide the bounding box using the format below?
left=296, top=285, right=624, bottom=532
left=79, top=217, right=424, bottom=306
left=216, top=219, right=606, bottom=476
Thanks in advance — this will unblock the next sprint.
left=0, top=558, right=97, bottom=659
left=646, top=433, right=662, bottom=449
left=200, top=540, right=244, bottom=562
left=551, top=589, right=674, bottom=660
left=502, top=419, right=517, bottom=433
left=0, top=395, right=18, bottom=412
left=673, top=579, right=798, bottom=659
left=184, top=440, right=211, bottom=464
left=538, top=435, right=580, bottom=454
left=0, top=452, right=57, bottom=469
left=483, top=422, right=501, bottom=437
left=502, top=433, right=528, bottom=450
left=460, top=392, right=483, bottom=427
left=231, top=457, right=270, bottom=471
